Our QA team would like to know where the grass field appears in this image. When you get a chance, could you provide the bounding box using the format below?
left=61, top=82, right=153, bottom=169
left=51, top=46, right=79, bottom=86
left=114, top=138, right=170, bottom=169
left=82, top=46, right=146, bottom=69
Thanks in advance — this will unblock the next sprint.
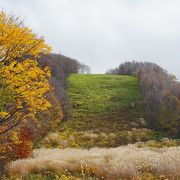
left=45, top=74, right=156, bottom=148
left=68, top=74, right=142, bottom=118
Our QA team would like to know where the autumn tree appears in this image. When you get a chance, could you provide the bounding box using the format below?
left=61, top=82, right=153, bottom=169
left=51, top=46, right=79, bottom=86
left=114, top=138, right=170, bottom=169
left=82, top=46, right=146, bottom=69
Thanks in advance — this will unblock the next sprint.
left=107, top=61, right=180, bottom=136
left=0, top=11, right=52, bottom=134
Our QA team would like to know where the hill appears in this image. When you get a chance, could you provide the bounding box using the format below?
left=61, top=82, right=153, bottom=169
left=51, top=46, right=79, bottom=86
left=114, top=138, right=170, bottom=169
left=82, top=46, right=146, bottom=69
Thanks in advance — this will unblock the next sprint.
left=68, top=74, right=142, bottom=120
left=40, top=74, right=157, bottom=149
left=7, top=74, right=180, bottom=180
left=8, top=74, right=180, bottom=180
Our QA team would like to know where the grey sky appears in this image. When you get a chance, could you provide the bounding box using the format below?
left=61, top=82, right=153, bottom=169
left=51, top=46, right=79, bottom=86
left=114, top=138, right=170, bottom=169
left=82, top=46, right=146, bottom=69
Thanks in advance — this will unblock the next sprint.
left=1, top=0, right=180, bottom=78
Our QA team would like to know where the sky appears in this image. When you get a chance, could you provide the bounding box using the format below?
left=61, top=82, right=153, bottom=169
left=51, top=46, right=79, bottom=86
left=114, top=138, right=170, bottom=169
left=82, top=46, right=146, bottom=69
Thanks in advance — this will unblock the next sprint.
left=0, top=0, right=180, bottom=79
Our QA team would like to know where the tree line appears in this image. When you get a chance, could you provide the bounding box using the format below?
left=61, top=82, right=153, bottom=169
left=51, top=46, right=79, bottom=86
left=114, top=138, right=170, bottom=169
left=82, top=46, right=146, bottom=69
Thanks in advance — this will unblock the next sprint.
left=107, top=61, right=180, bottom=137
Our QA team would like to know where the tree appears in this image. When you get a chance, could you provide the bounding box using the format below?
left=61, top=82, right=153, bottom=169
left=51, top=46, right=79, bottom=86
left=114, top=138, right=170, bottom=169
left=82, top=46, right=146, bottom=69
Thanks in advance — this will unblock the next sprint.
left=0, top=11, right=51, bottom=65
left=0, top=11, right=52, bottom=134
left=107, top=61, right=180, bottom=136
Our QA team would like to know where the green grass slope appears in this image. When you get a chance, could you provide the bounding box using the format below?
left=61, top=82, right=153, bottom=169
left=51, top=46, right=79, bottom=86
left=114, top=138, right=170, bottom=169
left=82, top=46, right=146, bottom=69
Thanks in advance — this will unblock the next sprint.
left=47, top=74, right=156, bottom=148
left=68, top=74, right=142, bottom=119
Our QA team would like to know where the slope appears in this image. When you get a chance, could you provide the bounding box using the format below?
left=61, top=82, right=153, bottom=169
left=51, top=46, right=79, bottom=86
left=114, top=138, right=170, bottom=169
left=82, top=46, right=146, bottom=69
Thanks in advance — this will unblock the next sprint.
left=53, top=74, right=155, bottom=148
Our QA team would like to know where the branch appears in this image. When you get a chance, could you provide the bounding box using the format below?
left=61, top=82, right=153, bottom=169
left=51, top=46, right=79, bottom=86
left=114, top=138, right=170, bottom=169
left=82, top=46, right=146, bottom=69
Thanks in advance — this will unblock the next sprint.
left=0, top=108, right=21, bottom=126
left=0, top=113, right=25, bottom=135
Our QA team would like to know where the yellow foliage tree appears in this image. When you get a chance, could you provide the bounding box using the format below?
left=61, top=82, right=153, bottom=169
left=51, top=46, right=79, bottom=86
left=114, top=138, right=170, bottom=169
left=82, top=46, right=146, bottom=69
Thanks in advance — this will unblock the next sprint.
left=0, top=11, right=51, bottom=64
left=0, top=11, right=52, bottom=134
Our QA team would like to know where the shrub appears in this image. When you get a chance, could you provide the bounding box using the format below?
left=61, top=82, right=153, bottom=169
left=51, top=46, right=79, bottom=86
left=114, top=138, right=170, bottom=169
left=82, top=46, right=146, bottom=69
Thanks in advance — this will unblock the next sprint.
left=14, top=126, right=33, bottom=159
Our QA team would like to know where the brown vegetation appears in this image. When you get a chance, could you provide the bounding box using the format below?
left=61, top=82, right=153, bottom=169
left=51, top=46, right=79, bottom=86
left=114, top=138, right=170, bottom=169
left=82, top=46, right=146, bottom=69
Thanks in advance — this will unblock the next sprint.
left=107, top=61, right=180, bottom=136
left=8, top=145, right=180, bottom=179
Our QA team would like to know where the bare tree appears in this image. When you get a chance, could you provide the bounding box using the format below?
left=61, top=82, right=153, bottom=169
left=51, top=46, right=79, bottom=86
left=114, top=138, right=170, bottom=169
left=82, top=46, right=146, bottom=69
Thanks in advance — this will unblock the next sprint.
left=107, top=61, right=180, bottom=136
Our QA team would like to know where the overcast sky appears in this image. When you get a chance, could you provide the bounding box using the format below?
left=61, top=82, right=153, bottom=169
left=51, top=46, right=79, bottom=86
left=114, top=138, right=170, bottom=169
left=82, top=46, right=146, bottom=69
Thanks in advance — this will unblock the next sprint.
left=1, top=0, right=180, bottom=78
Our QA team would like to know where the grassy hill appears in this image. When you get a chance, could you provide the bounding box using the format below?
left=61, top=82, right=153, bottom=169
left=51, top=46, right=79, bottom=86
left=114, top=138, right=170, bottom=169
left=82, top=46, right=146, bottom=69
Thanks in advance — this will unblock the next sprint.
left=8, top=74, right=180, bottom=180
left=42, top=74, right=156, bottom=149
left=68, top=74, right=142, bottom=119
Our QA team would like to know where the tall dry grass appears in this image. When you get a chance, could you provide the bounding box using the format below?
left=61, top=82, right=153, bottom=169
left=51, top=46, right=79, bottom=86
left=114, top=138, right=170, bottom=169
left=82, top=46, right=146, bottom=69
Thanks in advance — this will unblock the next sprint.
left=8, top=145, right=180, bottom=179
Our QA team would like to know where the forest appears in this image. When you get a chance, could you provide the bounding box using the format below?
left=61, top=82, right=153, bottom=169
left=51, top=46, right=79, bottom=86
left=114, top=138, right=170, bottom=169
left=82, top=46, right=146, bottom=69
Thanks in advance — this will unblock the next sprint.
left=0, top=11, right=180, bottom=179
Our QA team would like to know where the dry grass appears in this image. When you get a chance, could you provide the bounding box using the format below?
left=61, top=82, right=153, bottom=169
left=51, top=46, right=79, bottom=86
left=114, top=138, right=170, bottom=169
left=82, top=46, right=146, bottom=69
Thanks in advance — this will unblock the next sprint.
left=8, top=145, right=180, bottom=179
left=82, top=131, right=99, bottom=140
left=43, top=132, right=60, bottom=144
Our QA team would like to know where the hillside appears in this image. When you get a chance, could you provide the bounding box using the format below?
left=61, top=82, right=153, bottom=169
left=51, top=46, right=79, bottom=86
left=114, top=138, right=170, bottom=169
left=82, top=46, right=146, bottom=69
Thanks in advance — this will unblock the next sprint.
left=68, top=74, right=142, bottom=121
left=39, top=74, right=157, bottom=149
left=8, top=74, right=180, bottom=180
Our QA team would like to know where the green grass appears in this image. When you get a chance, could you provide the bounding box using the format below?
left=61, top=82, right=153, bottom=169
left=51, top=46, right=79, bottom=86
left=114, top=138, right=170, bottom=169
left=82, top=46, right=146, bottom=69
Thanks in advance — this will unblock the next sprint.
left=47, top=74, right=156, bottom=148
left=38, top=74, right=161, bottom=148
left=68, top=74, right=141, bottom=118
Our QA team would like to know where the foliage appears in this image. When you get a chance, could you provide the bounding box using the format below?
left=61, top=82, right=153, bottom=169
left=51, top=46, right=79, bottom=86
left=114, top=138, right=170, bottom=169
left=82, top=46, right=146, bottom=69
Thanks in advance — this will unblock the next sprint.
left=0, top=11, right=51, bottom=65
left=0, top=77, right=14, bottom=115
left=0, top=11, right=54, bottom=176
left=0, top=59, right=51, bottom=114
left=14, top=126, right=33, bottom=158
left=34, top=92, right=63, bottom=143
left=0, top=11, right=52, bottom=134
